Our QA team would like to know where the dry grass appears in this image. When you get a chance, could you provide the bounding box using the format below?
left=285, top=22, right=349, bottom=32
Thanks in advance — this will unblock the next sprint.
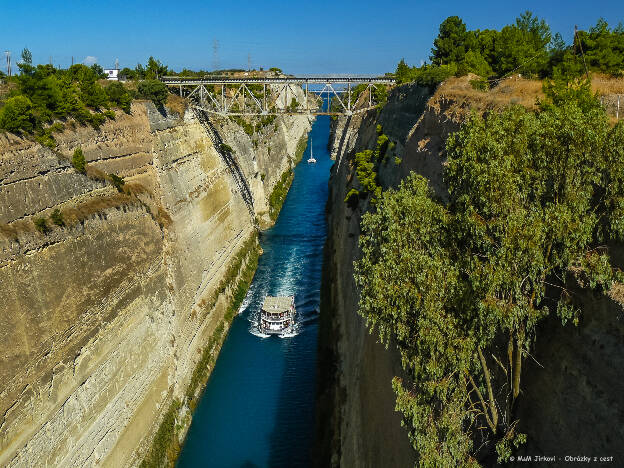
left=431, top=74, right=543, bottom=119
left=430, top=73, right=624, bottom=121
left=122, top=181, right=149, bottom=196
left=608, top=282, right=624, bottom=305
left=591, top=73, right=624, bottom=95
left=0, top=193, right=140, bottom=240
left=0, top=219, right=35, bottom=238
left=155, top=206, right=173, bottom=228
left=166, top=93, right=187, bottom=118
left=61, top=193, right=136, bottom=224
left=85, top=165, right=108, bottom=181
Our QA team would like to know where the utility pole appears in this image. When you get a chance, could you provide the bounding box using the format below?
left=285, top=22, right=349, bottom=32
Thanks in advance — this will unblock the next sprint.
left=71, top=56, right=74, bottom=66
left=212, top=39, right=220, bottom=72
left=247, top=53, right=251, bottom=72
left=574, top=25, right=590, bottom=80
left=5, top=51, right=11, bottom=77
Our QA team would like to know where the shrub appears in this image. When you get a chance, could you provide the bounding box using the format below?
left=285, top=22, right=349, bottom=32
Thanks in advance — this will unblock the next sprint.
left=88, top=113, right=106, bottom=129
left=220, top=143, right=234, bottom=153
left=470, top=78, right=489, bottom=91
left=0, top=95, right=35, bottom=133
left=269, top=169, right=294, bottom=220
left=344, top=188, right=360, bottom=209
left=137, top=79, right=169, bottom=107
left=105, top=81, right=133, bottom=113
left=72, top=148, right=86, bottom=173
left=50, top=209, right=64, bottom=226
left=34, top=217, right=50, bottom=234
left=109, top=173, right=125, bottom=192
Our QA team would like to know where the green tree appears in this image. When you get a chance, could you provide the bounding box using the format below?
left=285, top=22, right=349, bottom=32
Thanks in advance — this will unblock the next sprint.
left=476, top=29, right=500, bottom=65
left=0, top=95, right=35, bottom=133
left=395, top=58, right=413, bottom=83
left=576, top=19, right=624, bottom=75
left=145, top=56, right=168, bottom=80
left=72, top=147, right=86, bottom=173
left=431, top=16, right=472, bottom=65
left=105, top=82, right=132, bottom=113
left=21, top=47, right=32, bottom=65
left=459, top=50, right=493, bottom=77
left=80, top=79, right=109, bottom=109
left=355, top=81, right=624, bottom=465
left=135, top=63, right=146, bottom=80
left=91, top=63, right=107, bottom=79
left=137, top=79, right=169, bottom=106
left=119, top=67, right=136, bottom=80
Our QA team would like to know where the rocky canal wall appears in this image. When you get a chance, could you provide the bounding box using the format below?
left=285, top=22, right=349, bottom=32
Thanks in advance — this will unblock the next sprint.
left=317, top=76, right=624, bottom=467
left=0, top=98, right=312, bottom=467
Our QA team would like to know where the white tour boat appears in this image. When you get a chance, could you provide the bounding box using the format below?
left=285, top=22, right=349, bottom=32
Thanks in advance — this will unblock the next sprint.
left=307, top=139, right=317, bottom=164
left=259, top=296, right=296, bottom=335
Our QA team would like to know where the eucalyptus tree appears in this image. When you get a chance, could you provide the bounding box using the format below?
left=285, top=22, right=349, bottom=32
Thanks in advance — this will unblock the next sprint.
left=355, top=80, right=624, bottom=465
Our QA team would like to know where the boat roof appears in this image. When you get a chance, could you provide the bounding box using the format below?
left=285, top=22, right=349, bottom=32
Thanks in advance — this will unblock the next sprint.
left=262, top=296, right=293, bottom=312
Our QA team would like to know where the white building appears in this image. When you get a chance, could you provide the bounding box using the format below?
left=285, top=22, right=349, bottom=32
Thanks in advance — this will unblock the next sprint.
left=103, top=68, right=119, bottom=81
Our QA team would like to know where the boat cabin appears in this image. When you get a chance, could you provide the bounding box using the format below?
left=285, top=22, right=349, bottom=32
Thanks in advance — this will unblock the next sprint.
left=260, top=295, right=296, bottom=334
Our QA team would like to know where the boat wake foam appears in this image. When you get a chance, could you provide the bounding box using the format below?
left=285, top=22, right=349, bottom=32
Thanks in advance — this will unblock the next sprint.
left=279, top=332, right=297, bottom=338
left=249, top=328, right=271, bottom=338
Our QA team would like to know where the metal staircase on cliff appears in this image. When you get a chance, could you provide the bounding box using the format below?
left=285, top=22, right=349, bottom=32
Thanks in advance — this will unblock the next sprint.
left=193, top=108, right=257, bottom=227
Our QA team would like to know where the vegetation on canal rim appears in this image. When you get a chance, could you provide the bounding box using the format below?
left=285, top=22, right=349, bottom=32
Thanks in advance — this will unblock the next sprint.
left=0, top=49, right=135, bottom=139
left=0, top=54, right=178, bottom=142
left=140, top=233, right=261, bottom=468
left=345, top=125, right=393, bottom=208
left=265, top=135, right=307, bottom=221
left=269, top=169, right=294, bottom=221
left=139, top=399, right=182, bottom=468
left=294, top=134, right=308, bottom=163
left=395, top=12, right=624, bottom=88
left=354, top=80, right=624, bottom=465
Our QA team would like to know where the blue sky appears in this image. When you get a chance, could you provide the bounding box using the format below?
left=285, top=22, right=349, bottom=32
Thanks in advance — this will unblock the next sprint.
left=1, top=0, right=623, bottom=74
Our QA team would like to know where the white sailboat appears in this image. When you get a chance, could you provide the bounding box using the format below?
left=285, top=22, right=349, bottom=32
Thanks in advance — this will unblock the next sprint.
left=307, top=138, right=317, bottom=164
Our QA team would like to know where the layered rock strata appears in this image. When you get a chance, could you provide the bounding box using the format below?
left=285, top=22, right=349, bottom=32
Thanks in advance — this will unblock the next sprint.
left=0, top=100, right=311, bottom=467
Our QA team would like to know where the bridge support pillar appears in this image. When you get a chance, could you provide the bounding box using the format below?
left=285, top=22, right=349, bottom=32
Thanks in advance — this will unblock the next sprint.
left=348, top=83, right=351, bottom=112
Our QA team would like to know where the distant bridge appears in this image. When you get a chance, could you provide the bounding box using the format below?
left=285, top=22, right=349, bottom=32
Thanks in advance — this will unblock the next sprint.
left=162, top=76, right=396, bottom=116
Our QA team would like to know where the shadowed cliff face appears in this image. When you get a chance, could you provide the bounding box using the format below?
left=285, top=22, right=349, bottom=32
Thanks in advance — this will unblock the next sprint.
left=0, top=101, right=312, bottom=467
left=317, top=80, right=624, bottom=467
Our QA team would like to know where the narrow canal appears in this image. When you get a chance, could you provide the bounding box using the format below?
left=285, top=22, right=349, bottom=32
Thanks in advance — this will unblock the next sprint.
left=177, top=115, right=332, bottom=468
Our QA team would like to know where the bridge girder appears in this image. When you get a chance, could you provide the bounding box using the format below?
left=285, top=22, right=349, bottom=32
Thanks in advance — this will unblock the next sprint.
left=163, top=76, right=395, bottom=116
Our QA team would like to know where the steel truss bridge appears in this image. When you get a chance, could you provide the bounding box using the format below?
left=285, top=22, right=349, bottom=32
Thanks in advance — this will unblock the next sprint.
left=161, top=76, right=395, bottom=116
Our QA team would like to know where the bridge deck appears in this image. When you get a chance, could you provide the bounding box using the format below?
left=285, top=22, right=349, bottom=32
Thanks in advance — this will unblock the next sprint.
left=163, top=76, right=395, bottom=85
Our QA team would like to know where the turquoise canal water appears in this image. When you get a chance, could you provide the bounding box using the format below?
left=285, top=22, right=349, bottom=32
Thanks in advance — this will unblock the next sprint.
left=177, top=115, right=333, bottom=468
